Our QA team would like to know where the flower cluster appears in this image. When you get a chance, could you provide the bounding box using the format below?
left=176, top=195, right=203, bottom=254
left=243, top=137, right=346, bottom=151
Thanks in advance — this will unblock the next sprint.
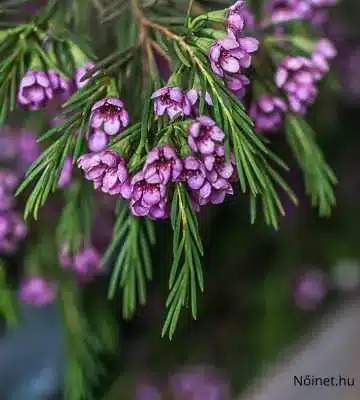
left=267, top=0, right=338, bottom=25
left=59, top=243, right=101, bottom=280
left=78, top=94, right=235, bottom=219
left=274, top=38, right=336, bottom=115
left=74, top=0, right=338, bottom=219
left=130, top=145, right=183, bottom=218
left=249, top=95, right=287, bottom=132
left=77, top=149, right=131, bottom=197
left=182, top=117, right=234, bottom=210
left=249, top=36, right=336, bottom=132
left=18, top=69, right=71, bottom=110
left=209, top=0, right=258, bottom=97
left=18, top=59, right=98, bottom=112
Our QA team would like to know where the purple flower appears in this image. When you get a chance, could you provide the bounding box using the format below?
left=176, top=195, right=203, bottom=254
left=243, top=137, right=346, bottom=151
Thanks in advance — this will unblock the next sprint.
left=75, top=62, right=95, bottom=88
left=187, top=117, right=225, bottom=155
left=58, top=156, right=73, bottom=188
left=18, top=70, right=54, bottom=110
left=77, top=150, right=130, bottom=197
left=226, top=0, right=256, bottom=34
left=181, top=156, right=215, bottom=209
left=182, top=156, right=208, bottom=191
left=48, top=70, right=72, bottom=100
left=224, top=73, right=250, bottom=97
left=267, top=0, right=338, bottom=25
left=294, top=269, right=327, bottom=310
left=203, top=145, right=234, bottom=204
left=0, top=211, right=27, bottom=253
left=0, top=170, right=18, bottom=211
left=209, top=32, right=259, bottom=77
left=73, top=246, right=101, bottom=278
left=18, top=276, right=56, bottom=307
left=59, top=243, right=101, bottom=279
left=311, top=38, right=337, bottom=79
left=151, top=86, right=192, bottom=118
left=142, top=145, right=183, bottom=184
left=88, top=129, right=109, bottom=152
left=130, top=171, right=168, bottom=219
left=275, top=56, right=318, bottom=114
left=249, top=95, right=287, bottom=132
left=266, top=0, right=310, bottom=23
left=90, top=97, right=129, bottom=136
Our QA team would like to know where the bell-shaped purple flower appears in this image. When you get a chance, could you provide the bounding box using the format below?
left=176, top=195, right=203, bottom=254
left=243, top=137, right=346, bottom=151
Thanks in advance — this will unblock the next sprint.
left=88, top=129, right=109, bottom=152
left=151, top=86, right=192, bottom=118
left=275, top=56, right=318, bottom=114
left=311, top=38, right=337, bottom=80
left=249, top=95, right=287, bottom=132
left=142, top=144, right=183, bottom=184
left=187, top=116, right=225, bottom=155
left=0, top=211, right=27, bottom=253
left=226, top=0, right=256, bottom=34
left=58, top=156, right=73, bottom=188
left=0, top=170, right=18, bottom=211
left=18, top=276, right=56, bottom=307
left=73, top=246, right=101, bottom=278
left=18, top=70, right=54, bottom=110
left=203, top=145, right=234, bottom=205
left=130, top=171, right=168, bottom=219
left=75, top=61, right=95, bottom=88
left=182, top=156, right=208, bottom=192
left=90, top=97, right=129, bottom=136
left=209, top=32, right=259, bottom=77
left=224, top=73, right=250, bottom=97
left=181, top=156, right=214, bottom=209
left=77, top=150, right=130, bottom=198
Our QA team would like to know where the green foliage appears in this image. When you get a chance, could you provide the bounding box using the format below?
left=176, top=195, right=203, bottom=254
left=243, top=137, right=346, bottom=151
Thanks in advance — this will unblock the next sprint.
left=0, top=262, right=18, bottom=327
left=104, top=202, right=155, bottom=319
left=58, top=276, right=107, bottom=400
left=162, top=184, right=204, bottom=339
left=285, top=115, right=337, bottom=216
left=57, top=180, right=94, bottom=253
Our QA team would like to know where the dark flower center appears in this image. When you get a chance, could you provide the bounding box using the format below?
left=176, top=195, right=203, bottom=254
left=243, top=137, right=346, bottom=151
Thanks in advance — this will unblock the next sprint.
left=160, top=94, right=174, bottom=105
left=99, top=103, right=120, bottom=118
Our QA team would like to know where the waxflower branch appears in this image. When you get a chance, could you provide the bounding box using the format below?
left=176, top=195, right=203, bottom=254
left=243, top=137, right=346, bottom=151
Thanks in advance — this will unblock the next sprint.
left=1, top=0, right=340, bottom=362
